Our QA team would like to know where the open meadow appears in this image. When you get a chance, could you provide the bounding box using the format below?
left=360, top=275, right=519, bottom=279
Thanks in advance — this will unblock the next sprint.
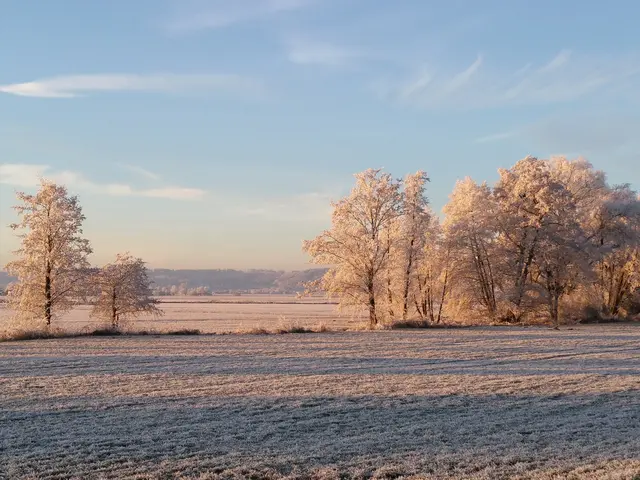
left=1, top=325, right=639, bottom=479
left=0, top=296, right=360, bottom=334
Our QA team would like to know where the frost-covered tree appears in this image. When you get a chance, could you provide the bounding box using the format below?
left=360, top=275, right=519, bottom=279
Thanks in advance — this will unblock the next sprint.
left=413, top=217, right=451, bottom=323
left=306, top=158, right=638, bottom=327
left=492, top=157, right=603, bottom=323
left=443, top=178, right=499, bottom=320
left=303, top=169, right=402, bottom=327
left=492, top=157, right=566, bottom=321
left=589, top=185, right=640, bottom=316
left=397, top=171, right=431, bottom=320
left=531, top=198, right=591, bottom=327
left=5, top=180, right=92, bottom=327
left=91, top=253, right=162, bottom=328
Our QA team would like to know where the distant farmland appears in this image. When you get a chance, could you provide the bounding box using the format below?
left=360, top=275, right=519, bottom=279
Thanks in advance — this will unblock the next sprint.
left=0, top=295, right=356, bottom=334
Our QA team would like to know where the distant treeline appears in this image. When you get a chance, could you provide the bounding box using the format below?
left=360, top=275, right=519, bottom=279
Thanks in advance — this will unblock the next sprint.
left=0, top=268, right=328, bottom=296
left=150, top=268, right=328, bottom=295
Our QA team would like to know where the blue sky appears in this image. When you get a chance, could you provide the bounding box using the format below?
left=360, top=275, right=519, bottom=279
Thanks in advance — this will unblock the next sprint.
left=1, top=0, right=639, bottom=269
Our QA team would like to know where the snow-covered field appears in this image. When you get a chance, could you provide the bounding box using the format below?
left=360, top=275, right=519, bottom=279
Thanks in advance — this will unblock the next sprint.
left=0, top=295, right=360, bottom=333
left=1, top=325, right=639, bottom=479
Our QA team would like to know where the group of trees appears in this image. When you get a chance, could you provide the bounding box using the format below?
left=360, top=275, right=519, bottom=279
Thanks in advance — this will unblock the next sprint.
left=304, top=157, right=640, bottom=328
left=153, top=284, right=211, bottom=296
left=5, top=180, right=160, bottom=330
left=4, top=158, right=639, bottom=332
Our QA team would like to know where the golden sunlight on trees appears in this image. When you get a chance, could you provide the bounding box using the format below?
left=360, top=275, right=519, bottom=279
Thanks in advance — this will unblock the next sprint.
left=4, top=181, right=161, bottom=332
left=91, top=253, right=162, bottom=329
left=5, top=180, right=92, bottom=327
left=304, top=157, right=640, bottom=328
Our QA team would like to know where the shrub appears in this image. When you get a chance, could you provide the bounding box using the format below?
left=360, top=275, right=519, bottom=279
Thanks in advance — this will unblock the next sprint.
left=274, top=323, right=314, bottom=334
left=389, top=319, right=431, bottom=329
left=315, top=323, right=329, bottom=333
left=167, top=329, right=201, bottom=335
left=0, top=328, right=65, bottom=342
left=89, top=327, right=123, bottom=336
left=238, top=326, right=270, bottom=335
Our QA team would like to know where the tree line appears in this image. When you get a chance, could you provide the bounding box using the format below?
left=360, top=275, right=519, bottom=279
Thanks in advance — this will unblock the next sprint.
left=4, top=157, right=639, bottom=332
left=4, top=181, right=160, bottom=330
left=303, top=157, right=640, bottom=328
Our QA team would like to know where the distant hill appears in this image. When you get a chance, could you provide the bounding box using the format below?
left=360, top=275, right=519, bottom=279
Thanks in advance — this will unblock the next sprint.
left=0, top=271, right=13, bottom=292
left=0, top=268, right=328, bottom=294
left=149, top=268, right=327, bottom=293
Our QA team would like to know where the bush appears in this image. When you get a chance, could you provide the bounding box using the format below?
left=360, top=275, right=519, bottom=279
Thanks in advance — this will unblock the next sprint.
left=167, top=329, right=201, bottom=335
left=579, top=306, right=604, bottom=323
left=89, top=327, right=123, bottom=336
left=239, top=326, right=270, bottom=335
left=0, top=328, right=65, bottom=341
left=315, top=323, right=329, bottom=333
left=389, top=319, right=431, bottom=329
left=274, top=322, right=315, bottom=334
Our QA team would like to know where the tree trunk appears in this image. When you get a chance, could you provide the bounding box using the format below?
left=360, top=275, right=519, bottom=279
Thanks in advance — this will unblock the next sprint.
left=368, top=279, right=377, bottom=329
left=401, top=238, right=415, bottom=320
left=111, top=287, right=117, bottom=329
left=387, top=277, right=394, bottom=320
left=546, top=277, right=560, bottom=329
left=513, top=230, right=538, bottom=315
left=610, top=271, right=628, bottom=317
left=436, top=267, right=449, bottom=324
left=549, top=294, right=560, bottom=329
left=44, top=260, right=52, bottom=326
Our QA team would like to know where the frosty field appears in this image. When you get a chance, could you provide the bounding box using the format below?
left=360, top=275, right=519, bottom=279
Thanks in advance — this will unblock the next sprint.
left=0, top=295, right=357, bottom=334
left=1, top=325, right=639, bottom=479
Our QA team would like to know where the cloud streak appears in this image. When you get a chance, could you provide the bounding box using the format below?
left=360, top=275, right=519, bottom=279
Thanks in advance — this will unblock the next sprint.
left=0, top=73, right=262, bottom=99
left=378, top=50, right=640, bottom=109
left=236, top=191, right=335, bottom=221
left=474, top=131, right=517, bottom=143
left=167, top=0, right=313, bottom=33
left=0, top=164, right=205, bottom=200
left=119, top=164, right=160, bottom=181
left=287, top=38, right=364, bottom=67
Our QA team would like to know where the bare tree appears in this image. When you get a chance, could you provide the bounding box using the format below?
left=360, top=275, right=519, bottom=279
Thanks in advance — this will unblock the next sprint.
left=413, top=218, right=451, bottom=324
left=91, top=253, right=162, bottom=329
left=588, top=184, right=640, bottom=316
left=303, top=169, right=402, bottom=328
left=304, top=159, right=638, bottom=328
left=398, top=171, right=431, bottom=320
left=443, top=178, right=499, bottom=320
left=5, top=180, right=92, bottom=327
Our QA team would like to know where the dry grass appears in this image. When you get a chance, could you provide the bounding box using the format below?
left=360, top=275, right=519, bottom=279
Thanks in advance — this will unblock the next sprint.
left=0, top=326, right=202, bottom=342
left=234, top=322, right=328, bottom=335
left=1, top=325, right=639, bottom=479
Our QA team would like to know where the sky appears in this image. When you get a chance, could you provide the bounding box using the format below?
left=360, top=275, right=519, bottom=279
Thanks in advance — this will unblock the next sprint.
left=1, top=0, right=639, bottom=270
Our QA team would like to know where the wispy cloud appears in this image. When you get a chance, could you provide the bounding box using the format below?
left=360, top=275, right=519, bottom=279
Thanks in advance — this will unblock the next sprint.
left=475, top=131, right=517, bottom=143
left=442, top=55, right=483, bottom=94
left=236, top=191, right=335, bottom=221
left=287, top=38, right=364, bottom=67
left=377, top=50, right=640, bottom=109
left=166, top=0, right=313, bottom=33
left=0, top=74, right=262, bottom=99
left=0, top=164, right=205, bottom=200
left=118, top=164, right=160, bottom=181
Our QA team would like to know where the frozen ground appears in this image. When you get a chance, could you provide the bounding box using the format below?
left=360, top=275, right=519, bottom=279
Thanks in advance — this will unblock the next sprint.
left=1, top=325, right=639, bottom=479
left=0, top=296, right=359, bottom=334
